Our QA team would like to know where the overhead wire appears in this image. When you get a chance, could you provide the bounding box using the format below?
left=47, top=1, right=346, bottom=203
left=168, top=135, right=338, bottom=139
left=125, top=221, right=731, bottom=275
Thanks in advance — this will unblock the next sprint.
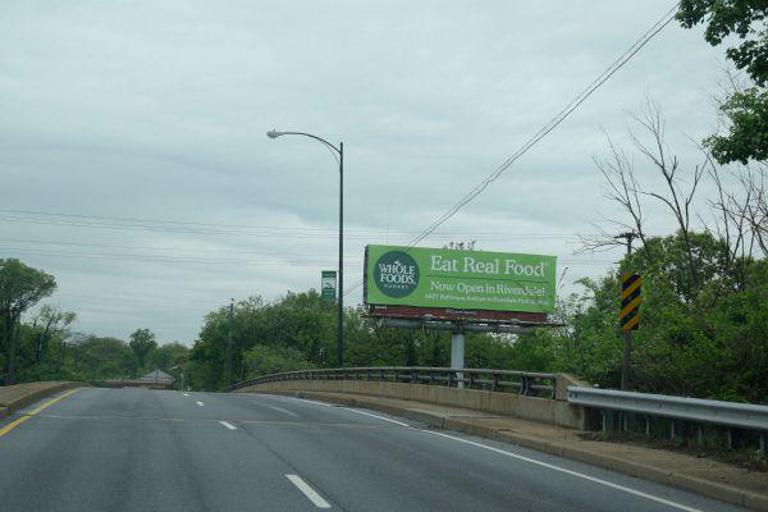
left=343, top=2, right=680, bottom=297
left=0, top=210, right=584, bottom=241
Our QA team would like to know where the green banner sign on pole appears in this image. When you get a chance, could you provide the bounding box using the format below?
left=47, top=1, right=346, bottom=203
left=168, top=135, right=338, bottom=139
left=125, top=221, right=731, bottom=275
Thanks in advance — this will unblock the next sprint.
left=364, top=245, right=556, bottom=313
left=321, top=270, right=337, bottom=303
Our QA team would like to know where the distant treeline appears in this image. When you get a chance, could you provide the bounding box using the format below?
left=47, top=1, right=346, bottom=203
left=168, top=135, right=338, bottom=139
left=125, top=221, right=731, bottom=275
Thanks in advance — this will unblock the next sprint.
left=0, top=257, right=188, bottom=385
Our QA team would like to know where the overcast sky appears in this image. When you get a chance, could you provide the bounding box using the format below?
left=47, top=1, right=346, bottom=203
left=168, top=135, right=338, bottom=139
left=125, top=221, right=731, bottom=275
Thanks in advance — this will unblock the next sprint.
left=1, top=1, right=728, bottom=344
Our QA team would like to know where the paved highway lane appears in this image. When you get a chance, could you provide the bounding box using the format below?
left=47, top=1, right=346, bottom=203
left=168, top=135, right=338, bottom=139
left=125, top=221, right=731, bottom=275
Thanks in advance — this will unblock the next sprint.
left=0, top=388, right=749, bottom=512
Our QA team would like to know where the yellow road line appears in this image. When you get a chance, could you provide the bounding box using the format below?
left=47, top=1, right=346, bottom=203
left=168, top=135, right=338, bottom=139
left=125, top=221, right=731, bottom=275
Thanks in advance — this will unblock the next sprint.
left=0, top=388, right=81, bottom=438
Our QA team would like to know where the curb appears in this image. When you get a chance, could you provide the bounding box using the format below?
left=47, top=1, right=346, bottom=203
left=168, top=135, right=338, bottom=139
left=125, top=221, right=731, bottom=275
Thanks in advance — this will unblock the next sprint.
left=0, top=382, right=83, bottom=416
left=283, top=390, right=768, bottom=512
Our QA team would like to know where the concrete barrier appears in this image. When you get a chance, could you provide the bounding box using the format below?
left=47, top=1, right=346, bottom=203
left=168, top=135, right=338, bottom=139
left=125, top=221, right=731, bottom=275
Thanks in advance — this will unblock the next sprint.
left=0, top=381, right=83, bottom=417
left=235, top=374, right=591, bottom=429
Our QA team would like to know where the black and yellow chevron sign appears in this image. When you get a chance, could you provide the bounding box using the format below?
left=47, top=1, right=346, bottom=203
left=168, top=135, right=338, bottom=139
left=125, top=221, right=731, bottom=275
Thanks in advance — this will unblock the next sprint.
left=620, top=273, right=641, bottom=332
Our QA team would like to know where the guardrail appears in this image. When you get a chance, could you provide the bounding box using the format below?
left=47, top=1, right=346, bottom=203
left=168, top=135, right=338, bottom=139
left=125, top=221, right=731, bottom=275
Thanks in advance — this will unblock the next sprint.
left=227, top=366, right=557, bottom=398
left=567, top=386, right=768, bottom=453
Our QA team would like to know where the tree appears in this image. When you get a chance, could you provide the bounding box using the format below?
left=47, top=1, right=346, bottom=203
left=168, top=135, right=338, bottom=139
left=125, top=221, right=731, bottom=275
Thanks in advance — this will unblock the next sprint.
left=128, top=328, right=157, bottom=374
left=0, top=259, right=56, bottom=384
left=72, top=335, right=136, bottom=381
left=677, top=1, right=768, bottom=164
left=150, top=342, right=189, bottom=372
left=31, top=305, right=76, bottom=363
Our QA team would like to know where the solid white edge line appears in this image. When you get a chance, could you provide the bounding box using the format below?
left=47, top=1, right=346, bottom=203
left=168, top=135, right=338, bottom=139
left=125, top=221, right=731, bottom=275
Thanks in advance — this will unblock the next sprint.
left=267, top=405, right=300, bottom=418
left=285, top=474, right=331, bottom=509
left=285, top=397, right=333, bottom=408
left=345, top=408, right=410, bottom=427
left=218, top=420, right=236, bottom=431
left=422, top=430, right=705, bottom=512
left=196, top=401, right=205, bottom=406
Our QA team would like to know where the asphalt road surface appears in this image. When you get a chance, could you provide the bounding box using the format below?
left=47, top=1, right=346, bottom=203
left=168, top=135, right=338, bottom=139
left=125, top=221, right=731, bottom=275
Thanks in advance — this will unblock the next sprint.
left=0, top=388, right=749, bottom=511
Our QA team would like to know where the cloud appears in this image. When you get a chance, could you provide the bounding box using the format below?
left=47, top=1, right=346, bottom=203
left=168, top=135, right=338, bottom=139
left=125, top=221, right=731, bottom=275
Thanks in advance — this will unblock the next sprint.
left=0, top=0, right=728, bottom=343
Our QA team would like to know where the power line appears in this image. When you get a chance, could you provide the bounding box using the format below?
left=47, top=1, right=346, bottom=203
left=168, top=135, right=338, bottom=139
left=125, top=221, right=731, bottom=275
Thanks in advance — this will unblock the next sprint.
left=1, top=247, right=363, bottom=268
left=343, top=2, right=679, bottom=297
left=0, top=238, right=362, bottom=259
left=406, top=3, right=680, bottom=249
left=1, top=244, right=614, bottom=275
left=0, top=211, right=584, bottom=241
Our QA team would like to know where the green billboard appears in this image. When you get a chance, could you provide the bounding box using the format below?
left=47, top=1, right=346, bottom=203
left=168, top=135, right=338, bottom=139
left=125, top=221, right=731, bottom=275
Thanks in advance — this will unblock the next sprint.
left=321, top=270, right=337, bottom=303
left=364, top=245, right=557, bottom=313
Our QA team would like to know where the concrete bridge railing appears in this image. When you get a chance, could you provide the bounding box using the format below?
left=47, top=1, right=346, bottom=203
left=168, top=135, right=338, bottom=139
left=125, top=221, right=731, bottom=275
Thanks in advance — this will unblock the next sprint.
left=227, top=367, right=590, bottom=429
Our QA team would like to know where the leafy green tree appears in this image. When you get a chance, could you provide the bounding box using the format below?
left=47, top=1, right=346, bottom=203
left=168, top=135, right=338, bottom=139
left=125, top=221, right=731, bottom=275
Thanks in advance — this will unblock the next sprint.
left=14, top=305, right=77, bottom=382
left=519, top=229, right=768, bottom=402
left=71, top=335, right=136, bottom=381
left=128, top=328, right=157, bottom=375
left=31, top=305, right=76, bottom=363
left=677, top=0, right=768, bottom=163
left=0, top=259, right=56, bottom=384
left=244, top=345, right=314, bottom=375
left=150, top=342, right=189, bottom=372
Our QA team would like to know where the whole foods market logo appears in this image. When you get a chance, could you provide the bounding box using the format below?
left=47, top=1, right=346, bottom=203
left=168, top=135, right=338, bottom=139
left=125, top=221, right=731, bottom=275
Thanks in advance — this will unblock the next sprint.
left=374, top=251, right=420, bottom=298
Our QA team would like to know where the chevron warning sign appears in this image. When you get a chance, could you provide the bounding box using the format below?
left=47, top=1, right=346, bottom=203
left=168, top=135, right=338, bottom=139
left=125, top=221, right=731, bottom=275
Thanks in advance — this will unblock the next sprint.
left=620, top=273, right=641, bottom=332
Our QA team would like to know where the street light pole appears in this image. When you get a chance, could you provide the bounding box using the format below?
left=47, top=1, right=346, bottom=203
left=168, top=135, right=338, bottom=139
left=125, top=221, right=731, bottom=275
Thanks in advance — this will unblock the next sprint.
left=267, top=130, right=344, bottom=367
left=337, top=142, right=344, bottom=367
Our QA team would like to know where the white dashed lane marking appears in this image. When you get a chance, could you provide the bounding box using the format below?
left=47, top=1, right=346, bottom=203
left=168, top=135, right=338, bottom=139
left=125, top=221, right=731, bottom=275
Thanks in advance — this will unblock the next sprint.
left=286, top=474, right=331, bottom=509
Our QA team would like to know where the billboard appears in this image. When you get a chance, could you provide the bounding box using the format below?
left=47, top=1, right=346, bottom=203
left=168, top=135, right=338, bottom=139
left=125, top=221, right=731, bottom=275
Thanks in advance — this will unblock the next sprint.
left=320, top=270, right=337, bottom=303
left=364, top=245, right=556, bottom=314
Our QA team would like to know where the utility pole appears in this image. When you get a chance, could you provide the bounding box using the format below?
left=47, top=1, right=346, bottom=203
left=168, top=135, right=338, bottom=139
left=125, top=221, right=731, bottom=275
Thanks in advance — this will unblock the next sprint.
left=226, top=298, right=234, bottom=386
left=615, top=232, right=635, bottom=391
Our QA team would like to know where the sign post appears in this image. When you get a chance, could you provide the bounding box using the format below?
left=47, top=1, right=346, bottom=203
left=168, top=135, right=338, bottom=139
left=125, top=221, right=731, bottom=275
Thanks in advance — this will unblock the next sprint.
left=321, top=270, right=337, bottom=303
left=619, top=273, right=641, bottom=390
left=451, top=331, right=466, bottom=388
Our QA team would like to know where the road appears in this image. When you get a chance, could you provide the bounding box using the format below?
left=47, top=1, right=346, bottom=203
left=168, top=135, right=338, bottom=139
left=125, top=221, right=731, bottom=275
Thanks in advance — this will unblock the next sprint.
left=0, top=387, right=747, bottom=511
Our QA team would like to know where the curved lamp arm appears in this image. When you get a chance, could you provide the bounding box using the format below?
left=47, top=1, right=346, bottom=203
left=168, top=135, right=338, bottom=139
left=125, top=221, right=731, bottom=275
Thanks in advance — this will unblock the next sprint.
left=267, top=130, right=341, bottom=156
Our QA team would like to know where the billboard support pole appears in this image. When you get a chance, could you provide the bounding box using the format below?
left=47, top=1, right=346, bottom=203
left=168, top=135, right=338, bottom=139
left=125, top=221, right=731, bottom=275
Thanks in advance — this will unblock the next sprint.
left=451, top=327, right=465, bottom=389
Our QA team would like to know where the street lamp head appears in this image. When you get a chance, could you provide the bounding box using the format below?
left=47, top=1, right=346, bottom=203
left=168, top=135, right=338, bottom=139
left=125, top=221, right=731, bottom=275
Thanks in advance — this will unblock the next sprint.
left=266, top=129, right=284, bottom=139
